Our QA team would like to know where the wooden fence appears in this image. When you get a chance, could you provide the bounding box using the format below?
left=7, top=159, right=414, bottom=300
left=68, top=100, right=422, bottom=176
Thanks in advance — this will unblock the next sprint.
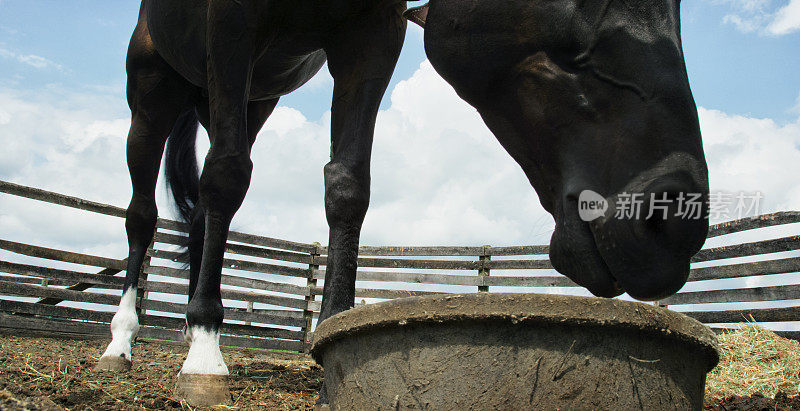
left=1, top=179, right=799, bottom=352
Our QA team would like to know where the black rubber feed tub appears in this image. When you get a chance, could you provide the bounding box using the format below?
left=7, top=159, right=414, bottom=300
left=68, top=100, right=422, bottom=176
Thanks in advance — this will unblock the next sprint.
left=311, top=293, right=719, bottom=410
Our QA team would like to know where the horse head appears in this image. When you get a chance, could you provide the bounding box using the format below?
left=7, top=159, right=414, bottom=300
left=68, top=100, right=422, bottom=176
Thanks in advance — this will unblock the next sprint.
left=424, top=0, right=708, bottom=300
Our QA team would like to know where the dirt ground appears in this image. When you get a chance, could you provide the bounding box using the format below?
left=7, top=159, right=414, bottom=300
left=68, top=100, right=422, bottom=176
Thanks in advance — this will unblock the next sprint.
left=0, top=333, right=322, bottom=410
left=1, top=332, right=798, bottom=410
left=705, top=392, right=800, bottom=410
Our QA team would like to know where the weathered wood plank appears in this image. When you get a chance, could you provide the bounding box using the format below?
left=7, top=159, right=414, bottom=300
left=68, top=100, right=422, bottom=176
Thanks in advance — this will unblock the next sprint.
left=317, top=244, right=550, bottom=257
left=687, top=257, right=800, bottom=282
left=482, top=275, right=578, bottom=287
left=707, top=211, right=800, bottom=238
left=661, top=284, right=800, bottom=305
left=315, top=270, right=483, bottom=285
left=309, top=286, right=443, bottom=299
left=224, top=243, right=313, bottom=264
left=0, top=280, right=119, bottom=305
left=0, top=299, right=114, bottom=322
left=143, top=265, right=309, bottom=297
left=315, top=256, right=482, bottom=270
left=692, top=235, right=800, bottom=263
left=38, top=264, right=127, bottom=305
left=682, top=306, right=800, bottom=323
left=315, top=256, right=553, bottom=270
left=486, top=245, right=549, bottom=256
left=0, top=180, right=316, bottom=254
left=0, top=259, right=127, bottom=305
left=143, top=265, right=189, bottom=279
left=0, top=311, right=303, bottom=351
left=137, top=314, right=303, bottom=341
left=311, top=269, right=579, bottom=288
left=151, top=231, right=187, bottom=247
left=225, top=231, right=317, bottom=254
left=0, top=180, right=126, bottom=218
left=138, top=326, right=304, bottom=352
left=153, top=232, right=314, bottom=264
left=0, top=312, right=109, bottom=336
left=142, top=299, right=306, bottom=327
left=484, top=259, right=553, bottom=270
left=0, top=274, right=71, bottom=286
left=148, top=249, right=310, bottom=278
left=319, top=245, right=486, bottom=257
left=141, top=281, right=308, bottom=310
left=0, top=260, right=125, bottom=288
left=0, top=239, right=127, bottom=270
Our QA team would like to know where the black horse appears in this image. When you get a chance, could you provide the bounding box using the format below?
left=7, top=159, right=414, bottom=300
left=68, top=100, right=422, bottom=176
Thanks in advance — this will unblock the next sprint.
left=97, top=0, right=708, bottom=406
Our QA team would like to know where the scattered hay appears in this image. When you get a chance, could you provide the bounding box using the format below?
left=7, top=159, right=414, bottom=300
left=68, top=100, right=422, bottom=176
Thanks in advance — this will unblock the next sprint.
left=0, top=333, right=322, bottom=410
left=705, top=323, right=800, bottom=400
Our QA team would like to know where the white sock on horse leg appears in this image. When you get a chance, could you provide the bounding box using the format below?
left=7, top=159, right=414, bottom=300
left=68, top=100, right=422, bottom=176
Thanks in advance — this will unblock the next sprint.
left=180, top=326, right=228, bottom=375
left=101, top=288, right=140, bottom=360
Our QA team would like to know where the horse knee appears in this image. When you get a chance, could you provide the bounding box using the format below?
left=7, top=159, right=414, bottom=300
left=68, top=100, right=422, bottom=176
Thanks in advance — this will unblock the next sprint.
left=199, top=153, right=253, bottom=216
left=125, top=195, right=157, bottom=241
left=324, top=162, right=370, bottom=227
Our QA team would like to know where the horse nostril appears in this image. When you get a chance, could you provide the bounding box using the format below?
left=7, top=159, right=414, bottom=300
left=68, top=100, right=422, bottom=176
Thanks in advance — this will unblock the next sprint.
left=636, top=185, right=708, bottom=254
left=642, top=190, right=681, bottom=229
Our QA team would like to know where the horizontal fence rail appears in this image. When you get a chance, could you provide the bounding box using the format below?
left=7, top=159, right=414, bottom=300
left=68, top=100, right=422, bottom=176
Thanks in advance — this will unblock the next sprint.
left=1, top=179, right=799, bottom=351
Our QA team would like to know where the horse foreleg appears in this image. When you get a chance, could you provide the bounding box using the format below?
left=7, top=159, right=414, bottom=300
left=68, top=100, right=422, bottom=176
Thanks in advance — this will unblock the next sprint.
left=97, top=24, right=194, bottom=372
left=182, top=99, right=277, bottom=345
left=175, top=3, right=261, bottom=406
left=316, top=3, right=406, bottom=405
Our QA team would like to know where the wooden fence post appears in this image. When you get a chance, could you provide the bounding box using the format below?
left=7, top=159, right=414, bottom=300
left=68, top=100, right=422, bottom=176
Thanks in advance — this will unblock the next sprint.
left=478, top=245, right=491, bottom=293
left=302, top=242, right=321, bottom=353
left=245, top=301, right=254, bottom=326
left=136, top=237, right=154, bottom=316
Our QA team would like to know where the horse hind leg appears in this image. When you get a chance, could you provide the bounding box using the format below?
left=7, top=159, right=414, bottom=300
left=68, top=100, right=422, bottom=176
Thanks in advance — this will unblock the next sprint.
left=97, top=28, right=196, bottom=372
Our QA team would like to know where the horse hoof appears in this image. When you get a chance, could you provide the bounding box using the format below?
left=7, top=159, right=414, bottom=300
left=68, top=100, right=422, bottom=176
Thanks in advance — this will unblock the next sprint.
left=174, top=373, right=231, bottom=406
left=95, top=355, right=132, bottom=372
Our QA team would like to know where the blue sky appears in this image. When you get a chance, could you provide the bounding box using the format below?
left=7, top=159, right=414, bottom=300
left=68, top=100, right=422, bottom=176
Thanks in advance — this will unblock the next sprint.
left=1, top=1, right=798, bottom=123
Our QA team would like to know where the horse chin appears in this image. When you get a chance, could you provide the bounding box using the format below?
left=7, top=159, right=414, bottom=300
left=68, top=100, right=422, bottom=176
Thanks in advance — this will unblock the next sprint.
left=549, top=217, right=624, bottom=299
left=589, top=215, right=695, bottom=301
left=550, top=214, right=692, bottom=301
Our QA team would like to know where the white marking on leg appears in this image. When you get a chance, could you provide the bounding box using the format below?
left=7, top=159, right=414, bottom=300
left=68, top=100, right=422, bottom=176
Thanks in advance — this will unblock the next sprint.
left=182, top=323, right=193, bottom=344
left=180, top=326, right=228, bottom=375
left=101, top=288, right=140, bottom=360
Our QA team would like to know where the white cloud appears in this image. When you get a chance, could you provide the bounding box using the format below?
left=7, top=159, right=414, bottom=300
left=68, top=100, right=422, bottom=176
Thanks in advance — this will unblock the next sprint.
left=718, top=0, right=800, bottom=35
left=301, top=63, right=333, bottom=91
left=723, top=13, right=766, bottom=32
left=230, top=61, right=549, bottom=246
left=0, top=47, right=63, bottom=71
left=767, top=0, right=800, bottom=34
left=698, top=106, right=800, bottom=218
left=793, top=91, right=800, bottom=116
left=1, top=61, right=798, bottom=261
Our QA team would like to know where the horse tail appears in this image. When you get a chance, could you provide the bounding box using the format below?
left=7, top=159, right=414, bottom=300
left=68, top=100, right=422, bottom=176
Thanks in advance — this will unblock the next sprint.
left=164, top=109, right=200, bottom=226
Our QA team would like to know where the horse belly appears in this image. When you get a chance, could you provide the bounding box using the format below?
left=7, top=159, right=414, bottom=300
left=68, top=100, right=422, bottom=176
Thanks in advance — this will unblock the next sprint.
left=249, top=48, right=327, bottom=100
left=144, top=1, right=326, bottom=99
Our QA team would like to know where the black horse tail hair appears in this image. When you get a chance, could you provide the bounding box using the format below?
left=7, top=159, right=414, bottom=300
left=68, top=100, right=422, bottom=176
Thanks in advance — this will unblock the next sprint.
left=164, top=109, right=200, bottom=227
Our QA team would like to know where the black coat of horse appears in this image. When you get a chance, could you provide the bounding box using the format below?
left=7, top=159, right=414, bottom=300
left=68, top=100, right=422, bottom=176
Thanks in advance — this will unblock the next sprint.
left=98, top=0, right=709, bottom=406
